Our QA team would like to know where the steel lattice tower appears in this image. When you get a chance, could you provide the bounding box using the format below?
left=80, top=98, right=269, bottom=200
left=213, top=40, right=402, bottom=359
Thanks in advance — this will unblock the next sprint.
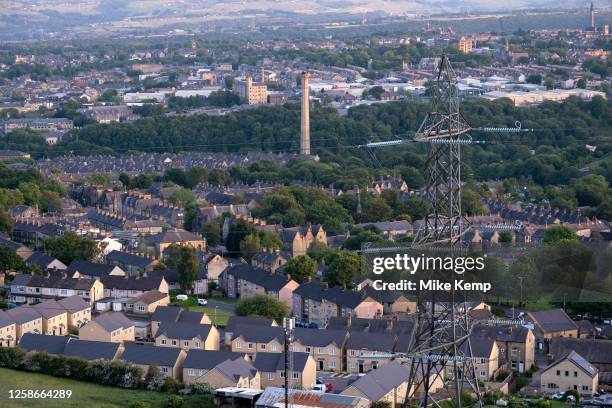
left=404, top=55, right=482, bottom=408
left=415, top=55, right=470, bottom=244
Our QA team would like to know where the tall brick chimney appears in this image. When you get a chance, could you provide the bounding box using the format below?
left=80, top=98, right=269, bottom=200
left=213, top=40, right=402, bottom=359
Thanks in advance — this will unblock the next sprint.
left=300, top=71, right=310, bottom=155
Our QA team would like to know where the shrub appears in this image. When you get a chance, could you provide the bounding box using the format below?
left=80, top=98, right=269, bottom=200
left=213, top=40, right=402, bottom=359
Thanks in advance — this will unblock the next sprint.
left=563, top=390, right=580, bottom=404
left=146, top=366, right=165, bottom=391
left=161, top=376, right=182, bottom=394
left=190, top=382, right=215, bottom=395
left=0, top=347, right=25, bottom=368
left=128, top=402, right=152, bottom=408
left=167, top=395, right=184, bottom=408
left=484, top=390, right=504, bottom=405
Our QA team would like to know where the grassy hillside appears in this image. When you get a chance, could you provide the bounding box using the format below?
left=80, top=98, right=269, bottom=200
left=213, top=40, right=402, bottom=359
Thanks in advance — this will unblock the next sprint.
left=0, top=368, right=214, bottom=408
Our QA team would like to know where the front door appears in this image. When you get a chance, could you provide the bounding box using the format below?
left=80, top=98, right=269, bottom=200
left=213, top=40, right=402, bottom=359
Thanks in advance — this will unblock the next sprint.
left=358, top=363, right=364, bottom=374
left=318, top=360, right=324, bottom=371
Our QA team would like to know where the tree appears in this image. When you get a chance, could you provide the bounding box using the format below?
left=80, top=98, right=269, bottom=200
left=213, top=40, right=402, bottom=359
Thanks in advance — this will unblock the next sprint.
left=498, top=231, right=513, bottom=244
left=18, top=182, right=42, bottom=207
left=118, top=172, right=131, bottom=188
left=186, top=167, right=208, bottom=188
left=164, top=244, right=199, bottom=291
left=239, top=234, right=261, bottom=261
left=0, top=211, right=13, bottom=233
left=226, top=218, right=255, bottom=254
left=40, top=190, right=63, bottom=213
left=543, top=225, right=579, bottom=244
left=89, top=174, right=108, bottom=187
left=0, top=247, right=24, bottom=273
left=461, top=188, right=484, bottom=216
left=283, top=255, right=317, bottom=283
left=235, top=294, right=289, bottom=323
left=526, top=74, right=542, bottom=84
left=45, top=232, right=104, bottom=264
left=201, top=219, right=222, bottom=246
left=325, top=251, right=361, bottom=288
left=169, top=188, right=195, bottom=207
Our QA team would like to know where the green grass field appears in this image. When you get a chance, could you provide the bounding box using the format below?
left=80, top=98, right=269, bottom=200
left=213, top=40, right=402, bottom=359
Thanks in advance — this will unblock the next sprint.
left=190, top=305, right=233, bottom=326
left=0, top=368, right=214, bottom=408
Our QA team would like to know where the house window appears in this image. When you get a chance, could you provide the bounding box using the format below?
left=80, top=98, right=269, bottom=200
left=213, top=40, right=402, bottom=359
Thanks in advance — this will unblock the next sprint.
left=248, top=343, right=254, bottom=349
left=137, top=305, right=145, bottom=312
left=582, top=386, right=589, bottom=391
left=183, top=341, right=189, bottom=347
left=565, top=371, right=569, bottom=377
left=574, top=372, right=578, bottom=377
left=351, top=362, right=357, bottom=369
left=329, top=361, right=336, bottom=368
left=511, top=348, right=518, bottom=357
left=271, top=344, right=278, bottom=351
left=556, top=369, right=560, bottom=376
left=235, top=341, right=242, bottom=349
left=268, top=373, right=274, bottom=380
left=292, top=372, right=299, bottom=380
left=261, top=344, right=267, bottom=350
left=329, top=348, right=336, bottom=356
left=280, top=371, right=285, bottom=378
left=480, top=358, right=486, bottom=364
left=350, top=350, right=356, bottom=356
left=305, top=347, right=311, bottom=353
left=547, top=383, right=558, bottom=389
left=480, top=371, right=487, bottom=378
left=188, top=369, right=195, bottom=376
left=161, top=367, right=169, bottom=373
left=172, top=340, right=177, bottom=346
left=194, top=341, right=201, bottom=348
left=318, top=348, right=324, bottom=354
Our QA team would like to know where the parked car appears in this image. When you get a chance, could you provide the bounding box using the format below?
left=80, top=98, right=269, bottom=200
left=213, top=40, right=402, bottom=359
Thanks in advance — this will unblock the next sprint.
left=197, top=298, right=208, bottom=306
left=176, top=294, right=189, bottom=301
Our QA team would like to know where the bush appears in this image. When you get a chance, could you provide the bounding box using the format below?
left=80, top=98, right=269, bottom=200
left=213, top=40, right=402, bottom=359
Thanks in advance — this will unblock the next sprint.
left=563, top=390, right=580, bottom=404
left=167, top=395, right=184, bottom=408
left=484, top=390, right=504, bottom=405
left=0, top=347, right=25, bottom=368
left=128, top=402, right=152, bottom=408
left=161, top=376, right=183, bottom=394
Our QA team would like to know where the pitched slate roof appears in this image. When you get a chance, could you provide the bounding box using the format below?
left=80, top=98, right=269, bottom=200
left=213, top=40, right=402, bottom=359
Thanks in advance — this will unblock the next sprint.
left=544, top=350, right=597, bottom=377
left=183, top=350, right=247, bottom=369
left=57, top=295, right=90, bottom=313
left=472, top=325, right=531, bottom=343
left=549, top=337, right=612, bottom=365
left=232, top=324, right=284, bottom=343
left=67, top=260, right=119, bottom=277
left=100, top=275, right=165, bottom=291
left=31, top=300, right=67, bottom=318
left=19, top=333, right=69, bottom=354
left=63, top=339, right=122, bottom=361
left=225, top=264, right=292, bottom=291
left=293, top=328, right=348, bottom=348
left=122, top=343, right=183, bottom=366
left=345, top=332, right=396, bottom=352
left=344, top=361, right=410, bottom=401
left=90, top=312, right=134, bottom=332
left=251, top=252, right=284, bottom=266
left=145, top=230, right=202, bottom=245
left=0, top=310, right=15, bottom=328
left=26, top=252, right=64, bottom=269
left=10, top=274, right=32, bottom=287
left=215, top=358, right=258, bottom=381
left=253, top=352, right=310, bottom=372
left=225, top=316, right=275, bottom=333
left=155, top=322, right=214, bottom=340
left=293, top=281, right=326, bottom=302
left=106, top=250, right=155, bottom=269
left=6, top=306, right=42, bottom=324
left=150, top=306, right=206, bottom=324
left=528, top=309, right=578, bottom=333
left=460, top=335, right=496, bottom=359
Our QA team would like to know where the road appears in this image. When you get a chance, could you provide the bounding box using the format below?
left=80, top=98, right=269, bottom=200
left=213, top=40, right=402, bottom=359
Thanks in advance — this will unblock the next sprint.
left=207, top=298, right=236, bottom=312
